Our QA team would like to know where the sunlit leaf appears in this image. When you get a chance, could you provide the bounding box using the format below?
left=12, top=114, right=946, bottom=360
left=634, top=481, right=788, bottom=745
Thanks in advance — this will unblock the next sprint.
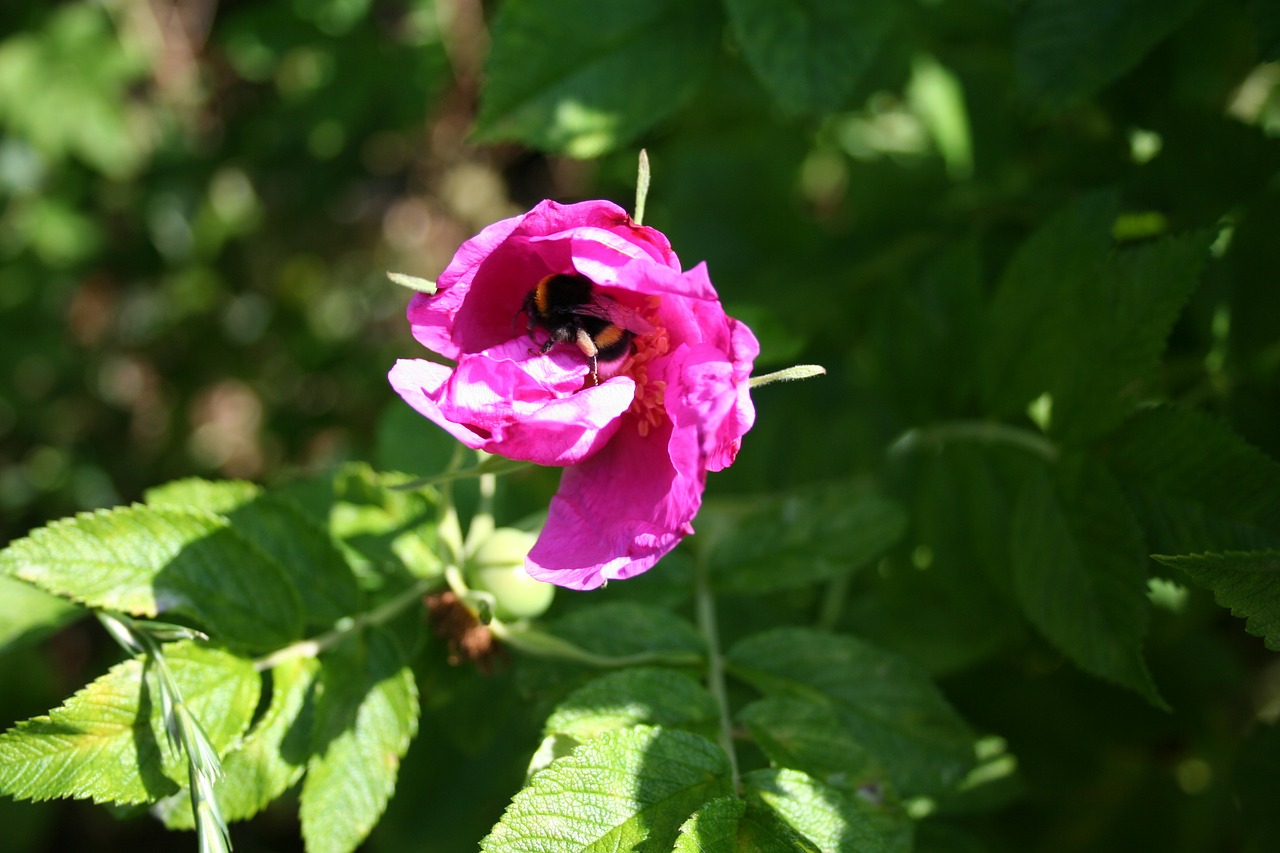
left=482, top=727, right=732, bottom=852
left=146, top=478, right=361, bottom=626
left=745, top=768, right=897, bottom=853
left=0, top=643, right=258, bottom=804
left=1, top=506, right=304, bottom=650
left=674, top=795, right=821, bottom=853
left=157, top=656, right=320, bottom=827
left=544, top=668, right=719, bottom=743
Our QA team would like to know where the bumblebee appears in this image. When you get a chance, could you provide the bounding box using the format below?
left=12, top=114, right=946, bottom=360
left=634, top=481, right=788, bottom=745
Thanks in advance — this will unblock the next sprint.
left=521, top=273, right=654, bottom=384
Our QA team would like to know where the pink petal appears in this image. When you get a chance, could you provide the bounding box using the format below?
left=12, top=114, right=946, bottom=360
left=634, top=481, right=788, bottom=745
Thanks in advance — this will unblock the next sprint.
left=389, top=347, right=637, bottom=467
left=526, top=418, right=704, bottom=590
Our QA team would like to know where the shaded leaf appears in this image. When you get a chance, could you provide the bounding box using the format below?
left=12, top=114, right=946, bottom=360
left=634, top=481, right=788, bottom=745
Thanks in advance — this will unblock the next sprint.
left=481, top=727, right=732, bottom=852
left=1103, top=407, right=1280, bottom=554
left=1016, top=0, right=1203, bottom=110
left=1, top=506, right=304, bottom=650
left=0, top=642, right=258, bottom=804
left=1154, top=550, right=1280, bottom=650
left=724, top=0, right=896, bottom=113
left=476, top=0, right=720, bottom=157
left=709, top=484, right=907, bottom=594
left=981, top=193, right=1212, bottom=442
left=858, top=443, right=1030, bottom=674
left=738, top=696, right=879, bottom=788
left=299, top=629, right=419, bottom=853
left=1010, top=457, right=1163, bottom=706
left=727, top=629, right=974, bottom=797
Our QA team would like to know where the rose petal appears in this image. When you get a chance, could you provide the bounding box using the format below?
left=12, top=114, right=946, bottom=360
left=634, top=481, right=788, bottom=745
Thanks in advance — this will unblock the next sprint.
left=390, top=346, right=637, bottom=466
left=526, top=418, right=703, bottom=590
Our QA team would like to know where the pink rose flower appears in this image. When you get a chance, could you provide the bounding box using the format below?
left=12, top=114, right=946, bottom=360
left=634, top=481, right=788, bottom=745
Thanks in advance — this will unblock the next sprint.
left=389, top=199, right=758, bottom=590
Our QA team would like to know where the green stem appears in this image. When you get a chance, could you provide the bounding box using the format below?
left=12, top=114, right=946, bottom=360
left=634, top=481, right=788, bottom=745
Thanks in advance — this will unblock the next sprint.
left=694, top=550, right=741, bottom=794
left=254, top=577, right=437, bottom=671
left=492, top=621, right=702, bottom=668
left=888, top=420, right=1059, bottom=462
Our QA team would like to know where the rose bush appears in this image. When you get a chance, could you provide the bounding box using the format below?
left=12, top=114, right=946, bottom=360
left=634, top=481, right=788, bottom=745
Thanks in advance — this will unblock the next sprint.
left=389, top=199, right=757, bottom=590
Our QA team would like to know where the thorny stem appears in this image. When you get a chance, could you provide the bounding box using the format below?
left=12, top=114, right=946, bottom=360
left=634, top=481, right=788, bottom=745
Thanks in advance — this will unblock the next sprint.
left=694, top=549, right=741, bottom=795
left=888, top=420, right=1060, bottom=462
left=253, top=577, right=437, bottom=671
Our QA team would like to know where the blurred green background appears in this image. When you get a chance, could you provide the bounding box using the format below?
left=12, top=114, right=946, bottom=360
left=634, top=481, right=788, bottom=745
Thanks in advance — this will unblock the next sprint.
left=4, top=0, right=1280, bottom=850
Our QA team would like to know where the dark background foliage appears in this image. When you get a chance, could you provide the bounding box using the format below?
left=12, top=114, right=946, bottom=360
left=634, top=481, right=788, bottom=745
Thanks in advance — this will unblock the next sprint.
left=3, top=0, right=1280, bottom=850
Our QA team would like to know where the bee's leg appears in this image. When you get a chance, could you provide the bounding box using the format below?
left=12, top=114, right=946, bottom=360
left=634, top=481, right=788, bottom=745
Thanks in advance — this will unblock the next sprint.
left=575, top=329, right=601, bottom=385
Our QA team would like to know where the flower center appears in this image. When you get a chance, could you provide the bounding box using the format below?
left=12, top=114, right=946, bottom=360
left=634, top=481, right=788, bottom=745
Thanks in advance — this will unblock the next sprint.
left=619, top=299, right=669, bottom=437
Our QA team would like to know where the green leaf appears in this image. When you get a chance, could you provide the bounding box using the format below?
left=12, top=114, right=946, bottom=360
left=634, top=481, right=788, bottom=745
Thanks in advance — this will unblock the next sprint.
left=673, top=795, right=821, bottom=853
left=1010, top=456, right=1163, bottom=706
left=709, top=484, right=907, bottom=593
left=1, top=505, right=304, bottom=650
left=299, top=629, right=419, bottom=853
left=1102, top=407, right=1280, bottom=554
left=475, top=0, right=720, bottom=157
left=858, top=443, right=1029, bottom=674
left=724, top=0, right=896, bottom=113
left=745, top=768, right=899, bottom=853
left=0, top=574, right=81, bottom=652
left=726, top=629, right=974, bottom=797
left=146, top=478, right=362, bottom=627
left=283, top=463, right=443, bottom=583
left=156, top=656, right=320, bottom=828
left=738, top=697, right=879, bottom=787
left=1015, top=0, right=1203, bottom=111
left=544, top=668, right=719, bottom=744
left=1153, top=551, right=1280, bottom=651
left=481, top=727, right=732, bottom=853
left=980, top=193, right=1212, bottom=442
left=0, top=642, right=259, bottom=804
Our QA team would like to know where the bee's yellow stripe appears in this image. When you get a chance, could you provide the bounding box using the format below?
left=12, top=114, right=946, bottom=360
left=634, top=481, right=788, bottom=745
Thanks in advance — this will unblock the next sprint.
left=534, top=276, right=553, bottom=315
left=594, top=325, right=627, bottom=349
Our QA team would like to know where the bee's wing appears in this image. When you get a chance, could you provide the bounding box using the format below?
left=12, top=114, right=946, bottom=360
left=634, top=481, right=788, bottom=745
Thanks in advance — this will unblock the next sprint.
left=594, top=294, right=655, bottom=335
